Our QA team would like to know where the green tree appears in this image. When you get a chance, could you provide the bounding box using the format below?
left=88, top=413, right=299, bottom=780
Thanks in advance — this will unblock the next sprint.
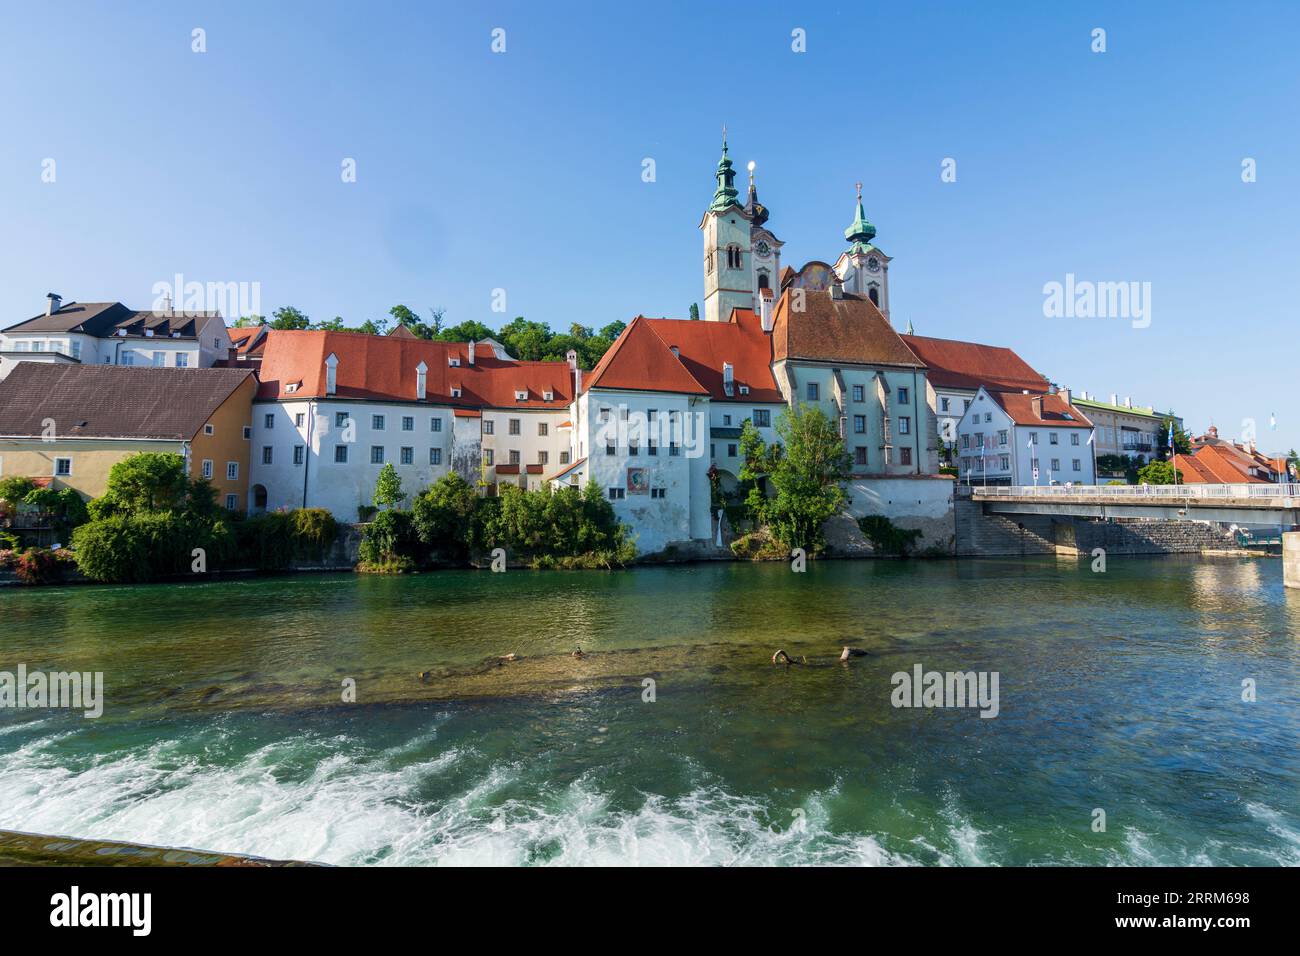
left=373, top=463, right=406, bottom=510
left=412, top=472, right=478, bottom=560
left=233, top=314, right=266, bottom=328
left=689, top=303, right=700, bottom=321
left=96, top=453, right=190, bottom=515
left=0, top=476, right=37, bottom=507
left=269, top=306, right=311, bottom=330
left=1156, top=416, right=1191, bottom=457
left=313, top=316, right=348, bottom=331
left=1137, top=460, right=1182, bottom=485
left=739, top=403, right=851, bottom=552
left=436, top=320, right=495, bottom=343
left=390, top=304, right=433, bottom=339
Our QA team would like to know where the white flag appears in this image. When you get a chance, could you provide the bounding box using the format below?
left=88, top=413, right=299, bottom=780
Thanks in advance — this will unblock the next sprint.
left=1087, top=429, right=1095, bottom=445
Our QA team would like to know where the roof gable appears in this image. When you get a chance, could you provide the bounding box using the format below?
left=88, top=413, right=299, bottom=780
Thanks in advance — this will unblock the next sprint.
left=901, top=334, right=1048, bottom=393
left=771, top=286, right=923, bottom=368
left=583, top=317, right=708, bottom=395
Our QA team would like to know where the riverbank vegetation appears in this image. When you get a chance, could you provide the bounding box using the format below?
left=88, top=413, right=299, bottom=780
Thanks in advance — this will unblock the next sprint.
left=734, top=403, right=851, bottom=556
left=358, top=472, right=636, bottom=571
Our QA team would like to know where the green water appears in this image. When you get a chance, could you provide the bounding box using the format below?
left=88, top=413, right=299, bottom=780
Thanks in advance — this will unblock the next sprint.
left=1, top=556, right=1297, bottom=865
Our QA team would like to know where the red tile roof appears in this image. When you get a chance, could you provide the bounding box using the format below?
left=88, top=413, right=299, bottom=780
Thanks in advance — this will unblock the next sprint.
left=642, top=310, right=781, bottom=403
left=901, top=334, right=1048, bottom=392
left=986, top=390, right=1093, bottom=429
left=1174, top=444, right=1275, bottom=483
left=771, top=286, right=922, bottom=368
left=583, top=316, right=709, bottom=395
left=255, top=330, right=572, bottom=409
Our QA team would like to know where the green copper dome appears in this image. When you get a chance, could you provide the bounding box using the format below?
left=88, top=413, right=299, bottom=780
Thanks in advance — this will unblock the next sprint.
left=709, top=137, right=739, bottom=212
left=844, top=187, right=877, bottom=252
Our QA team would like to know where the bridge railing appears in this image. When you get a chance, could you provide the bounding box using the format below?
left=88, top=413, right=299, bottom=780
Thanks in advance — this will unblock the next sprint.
left=970, top=483, right=1300, bottom=501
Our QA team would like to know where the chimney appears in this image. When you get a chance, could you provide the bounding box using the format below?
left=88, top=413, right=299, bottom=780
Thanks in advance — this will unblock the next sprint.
left=1124, top=396, right=1132, bottom=408
left=566, top=348, right=581, bottom=394
left=467, top=340, right=476, bottom=366
left=45, top=293, right=62, bottom=316
left=1110, top=393, right=1118, bottom=406
left=1031, top=395, right=1044, bottom=420
left=1060, top=387, right=1071, bottom=406
left=830, top=279, right=844, bottom=300
left=415, top=360, right=428, bottom=400
left=759, top=289, right=774, bottom=333
left=723, top=362, right=735, bottom=396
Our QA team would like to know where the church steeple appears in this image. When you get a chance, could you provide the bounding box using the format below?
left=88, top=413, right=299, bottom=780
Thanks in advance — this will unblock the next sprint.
left=844, top=182, right=877, bottom=252
left=744, top=160, right=769, bottom=227
left=709, top=128, right=740, bottom=211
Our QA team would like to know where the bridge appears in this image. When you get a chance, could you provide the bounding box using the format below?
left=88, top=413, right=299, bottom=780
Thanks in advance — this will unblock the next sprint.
left=967, top=483, right=1300, bottom=526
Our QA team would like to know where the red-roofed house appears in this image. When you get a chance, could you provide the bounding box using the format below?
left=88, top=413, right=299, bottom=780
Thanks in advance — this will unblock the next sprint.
left=248, top=330, right=574, bottom=517
left=958, top=386, right=1095, bottom=485
left=1172, top=426, right=1284, bottom=484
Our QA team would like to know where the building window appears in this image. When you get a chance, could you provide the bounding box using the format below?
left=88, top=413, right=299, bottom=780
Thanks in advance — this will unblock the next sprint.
left=727, top=444, right=737, bottom=457
left=807, top=382, right=819, bottom=401
left=431, top=417, right=442, bottom=432
left=262, top=413, right=274, bottom=430
left=509, top=450, right=520, bottom=465
left=669, top=442, right=680, bottom=457
left=538, top=422, right=548, bottom=436
left=722, top=414, right=732, bottom=426
left=599, top=407, right=610, bottom=423
left=120, top=351, right=135, bottom=366
left=202, top=459, right=213, bottom=479
left=295, top=413, right=305, bottom=428
left=560, top=451, right=570, bottom=464
left=204, top=423, right=215, bottom=436
left=984, top=412, right=992, bottom=423
left=508, top=419, right=520, bottom=436
left=538, top=451, right=549, bottom=466
left=854, top=415, right=866, bottom=434
left=628, top=443, right=639, bottom=456
left=1051, top=458, right=1061, bottom=472
left=855, top=447, right=867, bottom=466
left=651, top=487, right=666, bottom=499
left=963, top=399, right=971, bottom=411
left=242, top=426, right=252, bottom=440
left=648, top=440, right=658, bottom=456
left=899, top=416, right=911, bottom=435
left=54, top=457, right=72, bottom=477
left=998, top=430, right=1008, bottom=446
left=175, top=352, right=188, bottom=368
left=400, top=446, right=414, bottom=465
left=852, top=385, right=865, bottom=403
left=900, top=447, right=912, bottom=466
left=335, top=412, right=349, bottom=428
left=484, top=449, right=495, bottom=467
left=1000, top=455, right=1010, bottom=470
left=402, top=416, right=414, bottom=432
left=868, top=285, right=880, bottom=306
left=1072, top=458, right=1082, bottom=471
left=293, top=445, right=304, bottom=465
left=961, top=434, right=970, bottom=449
left=1050, top=433, right=1059, bottom=445
left=225, top=494, right=238, bottom=510
left=372, top=414, right=385, bottom=430
left=606, top=441, right=616, bottom=455
left=1071, top=433, right=1080, bottom=446
left=152, top=352, right=165, bottom=367
left=940, top=397, right=950, bottom=412
left=226, top=462, right=239, bottom=480
left=753, top=409, right=771, bottom=427
left=370, top=446, right=385, bottom=464
left=262, top=446, right=273, bottom=465
left=1029, top=432, right=1038, bottom=445
left=483, top=420, right=495, bottom=435
left=898, top=387, right=909, bottom=405
left=607, top=487, right=625, bottom=500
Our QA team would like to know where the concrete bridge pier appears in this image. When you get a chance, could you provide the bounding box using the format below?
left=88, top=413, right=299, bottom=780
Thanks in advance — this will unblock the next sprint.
left=1285, top=532, right=1300, bottom=589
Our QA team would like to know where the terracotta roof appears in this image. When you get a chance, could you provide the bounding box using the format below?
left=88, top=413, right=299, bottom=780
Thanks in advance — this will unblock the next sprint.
left=0, top=364, right=254, bottom=440
left=771, top=286, right=922, bottom=368
left=642, top=310, right=781, bottom=403
left=545, top=456, right=587, bottom=483
left=900, top=334, right=1048, bottom=393
left=583, top=316, right=709, bottom=395
left=1174, top=444, right=1275, bottom=483
left=986, top=389, right=1093, bottom=429
left=387, top=324, right=418, bottom=339
left=254, top=330, right=572, bottom=409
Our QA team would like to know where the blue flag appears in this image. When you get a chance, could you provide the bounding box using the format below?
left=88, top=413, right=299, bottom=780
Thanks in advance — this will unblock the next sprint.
left=1167, top=421, right=1174, bottom=454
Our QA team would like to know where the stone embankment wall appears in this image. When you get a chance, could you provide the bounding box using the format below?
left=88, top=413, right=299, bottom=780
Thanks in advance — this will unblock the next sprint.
left=954, top=498, right=1239, bottom=557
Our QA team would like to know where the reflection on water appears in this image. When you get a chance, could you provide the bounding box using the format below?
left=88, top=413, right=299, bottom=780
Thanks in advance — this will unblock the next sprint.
left=0, top=555, right=1297, bottom=866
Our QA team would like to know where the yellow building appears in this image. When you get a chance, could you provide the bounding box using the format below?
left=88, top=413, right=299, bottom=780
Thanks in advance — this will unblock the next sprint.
left=0, top=364, right=255, bottom=509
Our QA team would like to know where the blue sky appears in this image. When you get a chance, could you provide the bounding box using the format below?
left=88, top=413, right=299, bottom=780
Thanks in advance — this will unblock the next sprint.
left=2, top=1, right=1297, bottom=453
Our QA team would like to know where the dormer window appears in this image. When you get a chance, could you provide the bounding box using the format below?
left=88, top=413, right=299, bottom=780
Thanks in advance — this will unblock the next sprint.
left=416, top=361, right=428, bottom=401
left=451, top=386, right=462, bottom=398
left=739, top=385, right=750, bottom=395
left=285, top=382, right=299, bottom=394
left=543, top=390, right=554, bottom=402
left=325, top=352, right=338, bottom=395
left=449, top=356, right=461, bottom=367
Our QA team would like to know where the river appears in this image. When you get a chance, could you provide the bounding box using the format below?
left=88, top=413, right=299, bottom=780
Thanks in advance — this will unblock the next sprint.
left=1, top=555, right=1297, bottom=865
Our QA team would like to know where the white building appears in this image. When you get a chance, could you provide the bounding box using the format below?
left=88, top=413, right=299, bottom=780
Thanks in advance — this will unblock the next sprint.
left=0, top=294, right=231, bottom=379
left=958, top=386, right=1096, bottom=486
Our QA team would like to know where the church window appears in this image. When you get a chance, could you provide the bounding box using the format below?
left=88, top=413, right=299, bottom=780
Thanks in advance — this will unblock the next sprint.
left=757, top=271, right=770, bottom=291
left=868, top=284, right=880, bottom=306
left=726, top=245, right=742, bottom=269
left=706, top=251, right=714, bottom=274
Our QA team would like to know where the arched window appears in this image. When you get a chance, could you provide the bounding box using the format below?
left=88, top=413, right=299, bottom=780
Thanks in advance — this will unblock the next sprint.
left=867, top=283, right=880, bottom=306
left=726, top=245, right=742, bottom=270
left=757, top=270, right=770, bottom=291
left=706, top=251, right=714, bottom=274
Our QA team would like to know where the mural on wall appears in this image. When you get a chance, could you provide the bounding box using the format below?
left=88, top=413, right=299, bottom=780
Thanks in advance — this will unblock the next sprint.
left=626, top=467, right=649, bottom=494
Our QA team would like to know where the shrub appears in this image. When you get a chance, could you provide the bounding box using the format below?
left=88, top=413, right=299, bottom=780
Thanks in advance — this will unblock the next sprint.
left=71, top=515, right=151, bottom=582
left=465, top=481, right=633, bottom=567
left=358, top=509, right=416, bottom=566
left=0, top=476, right=37, bottom=507
left=290, top=508, right=339, bottom=561
left=858, top=514, right=924, bottom=556
left=412, top=473, right=478, bottom=560
left=71, top=512, right=230, bottom=582
left=13, top=548, right=74, bottom=586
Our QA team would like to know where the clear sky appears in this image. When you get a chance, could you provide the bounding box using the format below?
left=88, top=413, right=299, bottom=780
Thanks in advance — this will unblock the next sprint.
left=2, top=1, right=1297, bottom=453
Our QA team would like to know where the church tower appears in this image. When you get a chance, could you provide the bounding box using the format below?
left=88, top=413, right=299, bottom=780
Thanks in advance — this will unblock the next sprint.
left=744, top=161, right=783, bottom=312
left=834, top=183, right=892, bottom=322
left=700, top=133, right=755, bottom=322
